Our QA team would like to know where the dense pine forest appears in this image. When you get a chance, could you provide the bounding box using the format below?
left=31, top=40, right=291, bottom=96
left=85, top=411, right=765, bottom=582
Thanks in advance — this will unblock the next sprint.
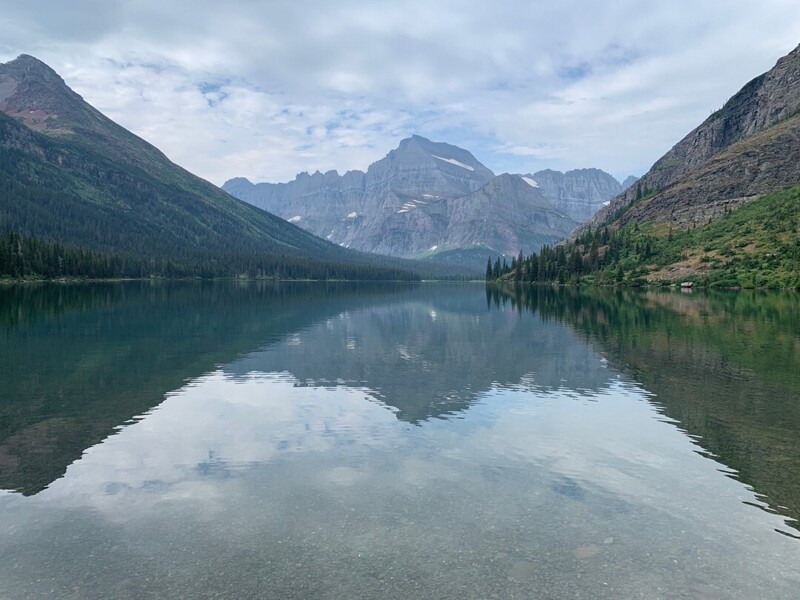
left=0, top=231, right=419, bottom=281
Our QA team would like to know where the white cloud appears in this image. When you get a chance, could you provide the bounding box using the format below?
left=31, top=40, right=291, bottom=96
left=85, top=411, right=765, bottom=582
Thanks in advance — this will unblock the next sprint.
left=1, top=1, right=799, bottom=184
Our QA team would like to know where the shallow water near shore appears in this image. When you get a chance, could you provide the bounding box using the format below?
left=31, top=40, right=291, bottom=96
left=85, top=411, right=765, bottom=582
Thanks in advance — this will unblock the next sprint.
left=1, top=282, right=798, bottom=598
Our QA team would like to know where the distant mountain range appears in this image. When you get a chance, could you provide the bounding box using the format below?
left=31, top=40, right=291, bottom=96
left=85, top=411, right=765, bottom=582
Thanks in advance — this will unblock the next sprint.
left=0, top=55, right=434, bottom=280
left=522, top=168, right=633, bottom=221
left=225, top=137, right=633, bottom=269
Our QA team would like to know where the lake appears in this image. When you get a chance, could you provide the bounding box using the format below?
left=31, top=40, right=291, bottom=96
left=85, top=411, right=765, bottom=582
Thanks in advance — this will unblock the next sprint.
left=1, top=281, right=798, bottom=599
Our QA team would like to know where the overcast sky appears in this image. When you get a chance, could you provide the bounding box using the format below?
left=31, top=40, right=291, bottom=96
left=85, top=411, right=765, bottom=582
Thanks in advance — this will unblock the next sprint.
left=1, top=1, right=799, bottom=186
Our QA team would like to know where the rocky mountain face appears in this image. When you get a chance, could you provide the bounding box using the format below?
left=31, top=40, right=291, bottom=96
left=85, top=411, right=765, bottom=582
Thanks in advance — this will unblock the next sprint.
left=438, top=174, right=577, bottom=258
left=0, top=54, right=178, bottom=176
left=225, top=136, right=590, bottom=268
left=0, top=54, right=100, bottom=132
left=0, top=54, right=427, bottom=278
left=521, top=168, right=623, bottom=222
left=583, top=43, right=800, bottom=232
left=225, top=136, right=496, bottom=257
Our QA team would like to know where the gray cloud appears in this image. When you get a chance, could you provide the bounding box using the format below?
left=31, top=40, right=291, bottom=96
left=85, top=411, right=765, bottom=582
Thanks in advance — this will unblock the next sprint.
left=1, top=0, right=123, bottom=43
left=1, top=0, right=799, bottom=184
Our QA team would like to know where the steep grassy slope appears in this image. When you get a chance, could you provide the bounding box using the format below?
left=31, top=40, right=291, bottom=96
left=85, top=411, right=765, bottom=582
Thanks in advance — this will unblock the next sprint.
left=489, top=184, right=799, bottom=288
left=0, top=112, right=347, bottom=258
left=606, top=185, right=800, bottom=288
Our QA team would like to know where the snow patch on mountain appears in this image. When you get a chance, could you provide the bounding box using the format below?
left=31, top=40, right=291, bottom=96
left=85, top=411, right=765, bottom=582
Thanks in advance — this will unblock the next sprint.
left=432, top=155, right=474, bottom=171
left=521, top=176, right=539, bottom=188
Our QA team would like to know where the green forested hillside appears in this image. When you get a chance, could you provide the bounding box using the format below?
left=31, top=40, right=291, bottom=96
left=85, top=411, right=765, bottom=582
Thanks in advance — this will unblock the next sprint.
left=0, top=111, right=424, bottom=279
left=0, top=56, right=465, bottom=280
left=486, top=185, right=800, bottom=289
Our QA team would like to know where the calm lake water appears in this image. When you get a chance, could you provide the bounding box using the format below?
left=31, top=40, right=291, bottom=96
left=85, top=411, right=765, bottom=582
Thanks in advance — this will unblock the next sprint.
left=1, top=282, right=798, bottom=599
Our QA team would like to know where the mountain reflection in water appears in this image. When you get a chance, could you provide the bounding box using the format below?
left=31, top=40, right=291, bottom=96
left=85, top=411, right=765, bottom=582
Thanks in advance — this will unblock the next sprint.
left=493, top=284, right=800, bottom=537
left=1, top=282, right=798, bottom=599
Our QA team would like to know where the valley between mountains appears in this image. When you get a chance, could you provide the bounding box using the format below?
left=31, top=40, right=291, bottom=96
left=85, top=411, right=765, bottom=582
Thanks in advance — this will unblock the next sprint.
left=1, top=43, right=799, bottom=287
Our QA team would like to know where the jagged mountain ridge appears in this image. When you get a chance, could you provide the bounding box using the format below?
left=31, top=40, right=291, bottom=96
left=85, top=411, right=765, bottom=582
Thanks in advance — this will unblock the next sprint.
left=0, top=54, right=430, bottom=279
left=224, top=138, right=622, bottom=267
left=225, top=135, right=498, bottom=259
left=582, top=42, right=800, bottom=232
left=522, top=168, right=623, bottom=221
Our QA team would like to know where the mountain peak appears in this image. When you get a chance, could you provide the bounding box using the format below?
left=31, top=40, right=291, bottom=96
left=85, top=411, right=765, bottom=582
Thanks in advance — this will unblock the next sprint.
left=0, top=57, right=408, bottom=281
left=0, top=55, right=174, bottom=170
left=396, top=133, right=433, bottom=146
left=388, top=135, right=494, bottom=178
left=396, top=134, right=432, bottom=151
left=0, top=54, right=89, bottom=133
left=493, top=173, right=528, bottom=186
left=6, top=54, right=59, bottom=73
left=621, top=175, right=639, bottom=190
left=0, top=54, right=71, bottom=94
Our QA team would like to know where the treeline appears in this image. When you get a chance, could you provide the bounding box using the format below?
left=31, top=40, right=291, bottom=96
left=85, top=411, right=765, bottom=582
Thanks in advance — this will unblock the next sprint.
left=0, top=231, right=419, bottom=281
left=484, top=226, right=618, bottom=285
left=485, top=225, right=699, bottom=286
left=487, top=185, right=800, bottom=289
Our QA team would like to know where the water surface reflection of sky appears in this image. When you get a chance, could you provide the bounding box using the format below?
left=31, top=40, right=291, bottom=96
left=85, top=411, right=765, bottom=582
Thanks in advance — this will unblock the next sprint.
left=1, top=283, right=798, bottom=599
